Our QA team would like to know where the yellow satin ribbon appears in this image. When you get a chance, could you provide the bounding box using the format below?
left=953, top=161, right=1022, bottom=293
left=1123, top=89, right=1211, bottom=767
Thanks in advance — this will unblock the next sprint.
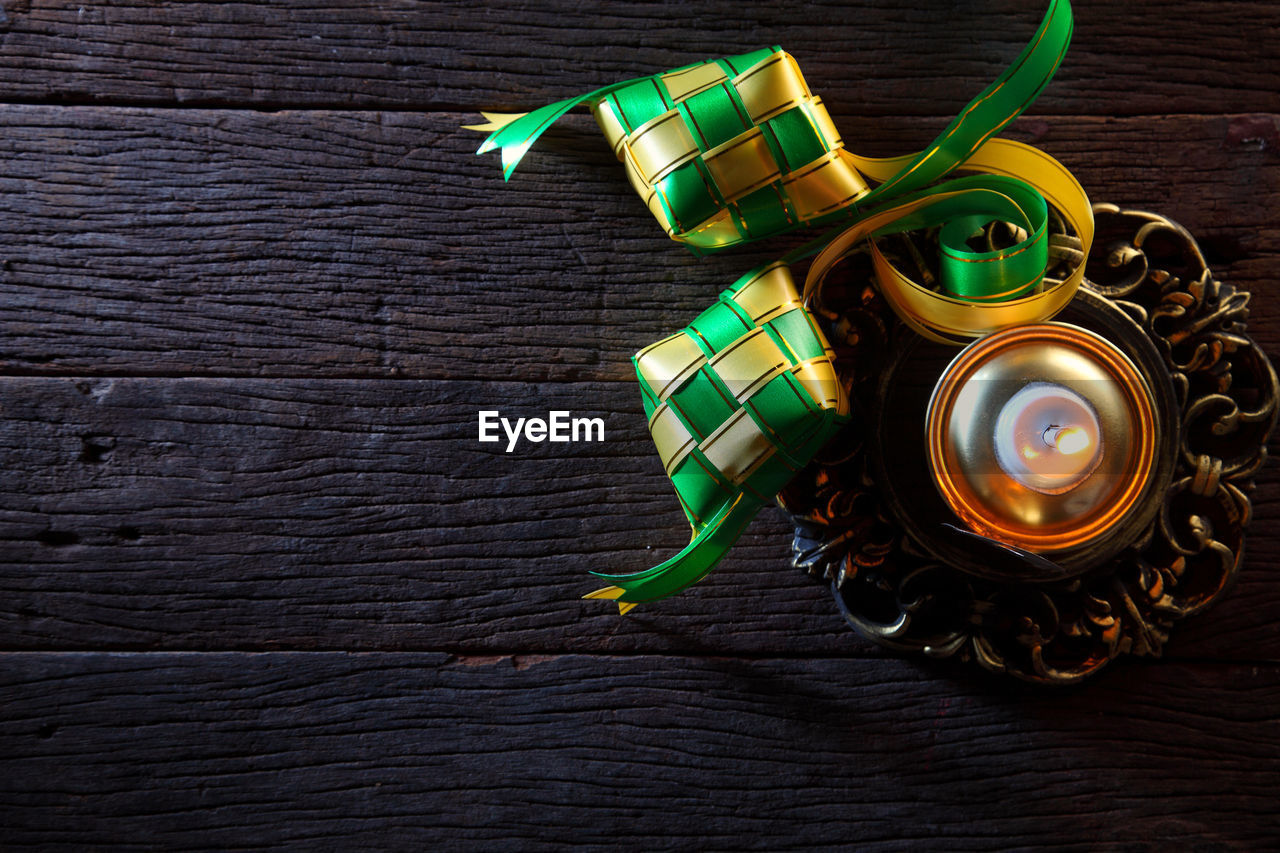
left=805, top=139, right=1093, bottom=345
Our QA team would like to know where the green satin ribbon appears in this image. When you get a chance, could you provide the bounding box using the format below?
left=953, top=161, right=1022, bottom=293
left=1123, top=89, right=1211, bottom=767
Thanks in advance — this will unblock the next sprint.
left=875, top=175, right=1050, bottom=302
left=853, top=0, right=1072, bottom=207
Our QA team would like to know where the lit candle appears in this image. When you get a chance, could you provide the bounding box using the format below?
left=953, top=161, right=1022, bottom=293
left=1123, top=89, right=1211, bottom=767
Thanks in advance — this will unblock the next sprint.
left=993, top=382, right=1103, bottom=495
left=925, top=322, right=1158, bottom=553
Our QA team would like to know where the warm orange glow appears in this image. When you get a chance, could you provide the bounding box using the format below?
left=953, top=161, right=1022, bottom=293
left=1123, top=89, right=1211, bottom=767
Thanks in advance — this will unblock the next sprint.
left=1053, top=426, right=1091, bottom=456
left=926, top=323, right=1157, bottom=553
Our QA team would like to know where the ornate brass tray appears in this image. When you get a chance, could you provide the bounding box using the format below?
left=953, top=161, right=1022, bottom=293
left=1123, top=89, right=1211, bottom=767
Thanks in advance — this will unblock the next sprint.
left=780, top=205, right=1278, bottom=684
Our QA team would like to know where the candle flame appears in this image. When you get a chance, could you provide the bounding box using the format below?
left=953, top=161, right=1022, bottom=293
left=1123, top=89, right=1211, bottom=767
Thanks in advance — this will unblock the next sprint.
left=1053, top=426, right=1091, bottom=456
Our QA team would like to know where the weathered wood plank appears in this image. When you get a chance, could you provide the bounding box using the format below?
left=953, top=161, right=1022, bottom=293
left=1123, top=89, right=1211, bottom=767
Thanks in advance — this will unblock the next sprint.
left=1, top=651, right=1277, bottom=849
left=0, top=375, right=878, bottom=654
left=1, top=376, right=1275, bottom=660
left=0, top=1, right=1275, bottom=116
left=0, top=108, right=1276, bottom=380
left=0, top=0, right=1273, bottom=841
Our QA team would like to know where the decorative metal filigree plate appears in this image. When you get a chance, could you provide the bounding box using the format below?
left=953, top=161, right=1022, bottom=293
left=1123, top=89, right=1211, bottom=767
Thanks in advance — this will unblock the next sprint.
left=780, top=205, right=1279, bottom=684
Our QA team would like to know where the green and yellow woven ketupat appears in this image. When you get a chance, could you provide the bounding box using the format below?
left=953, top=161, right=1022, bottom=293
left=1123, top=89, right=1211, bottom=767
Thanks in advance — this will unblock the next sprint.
left=585, top=262, right=848, bottom=612
left=586, top=46, right=869, bottom=251
left=468, top=44, right=857, bottom=251
left=468, top=0, right=1094, bottom=608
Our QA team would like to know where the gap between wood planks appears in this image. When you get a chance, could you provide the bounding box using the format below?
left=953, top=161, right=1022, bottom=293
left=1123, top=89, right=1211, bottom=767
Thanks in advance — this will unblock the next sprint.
left=1, top=648, right=1278, bottom=666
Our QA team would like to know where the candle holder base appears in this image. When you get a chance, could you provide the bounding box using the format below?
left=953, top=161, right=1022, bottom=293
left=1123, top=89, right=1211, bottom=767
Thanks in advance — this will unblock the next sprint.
left=780, top=204, right=1279, bottom=684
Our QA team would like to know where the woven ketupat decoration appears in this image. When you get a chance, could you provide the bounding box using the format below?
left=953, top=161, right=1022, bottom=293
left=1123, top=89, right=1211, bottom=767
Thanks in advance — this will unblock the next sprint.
left=592, top=47, right=868, bottom=251
left=585, top=262, right=849, bottom=612
left=469, top=46, right=867, bottom=252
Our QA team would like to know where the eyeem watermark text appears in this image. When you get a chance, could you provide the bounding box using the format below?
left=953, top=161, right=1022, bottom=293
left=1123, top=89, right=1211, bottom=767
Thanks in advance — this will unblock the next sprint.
left=478, top=410, right=605, bottom=452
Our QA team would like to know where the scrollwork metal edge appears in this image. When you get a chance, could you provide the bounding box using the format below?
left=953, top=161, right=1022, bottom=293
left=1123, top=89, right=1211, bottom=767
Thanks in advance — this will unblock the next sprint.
left=780, top=204, right=1279, bottom=685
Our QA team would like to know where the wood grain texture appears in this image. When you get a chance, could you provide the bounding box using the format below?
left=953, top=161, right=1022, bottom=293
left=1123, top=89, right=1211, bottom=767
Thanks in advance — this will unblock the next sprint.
left=0, top=376, right=1275, bottom=661
left=1, top=1, right=1279, bottom=847
left=0, top=1, right=1275, bottom=115
left=0, top=108, right=1276, bottom=380
left=1, top=652, right=1277, bottom=850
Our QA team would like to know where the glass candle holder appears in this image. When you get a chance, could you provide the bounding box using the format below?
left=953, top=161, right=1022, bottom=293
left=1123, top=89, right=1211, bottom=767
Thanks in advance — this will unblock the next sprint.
left=925, top=322, right=1157, bottom=553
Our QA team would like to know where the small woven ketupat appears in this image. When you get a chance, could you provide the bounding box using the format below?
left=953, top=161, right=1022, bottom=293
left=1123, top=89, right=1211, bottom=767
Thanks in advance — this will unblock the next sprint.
left=586, top=262, right=849, bottom=611
left=591, top=47, right=869, bottom=251
left=467, top=46, right=871, bottom=253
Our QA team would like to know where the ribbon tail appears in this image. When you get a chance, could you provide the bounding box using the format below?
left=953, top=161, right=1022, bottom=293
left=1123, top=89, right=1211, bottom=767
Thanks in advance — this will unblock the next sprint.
left=859, top=0, right=1073, bottom=206
left=461, top=111, right=528, bottom=134
left=586, top=496, right=761, bottom=608
left=582, top=585, right=640, bottom=616
left=466, top=81, right=632, bottom=180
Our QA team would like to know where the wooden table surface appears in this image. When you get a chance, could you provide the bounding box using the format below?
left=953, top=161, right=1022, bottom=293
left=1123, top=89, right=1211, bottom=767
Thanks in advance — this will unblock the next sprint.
left=1, top=1, right=1277, bottom=849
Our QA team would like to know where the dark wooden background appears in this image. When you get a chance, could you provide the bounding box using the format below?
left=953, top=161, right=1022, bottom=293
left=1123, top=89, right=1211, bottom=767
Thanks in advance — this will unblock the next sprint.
left=0, top=1, right=1277, bottom=849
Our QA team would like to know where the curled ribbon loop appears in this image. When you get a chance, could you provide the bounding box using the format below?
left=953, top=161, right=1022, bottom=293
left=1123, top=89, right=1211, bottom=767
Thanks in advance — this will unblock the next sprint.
left=585, top=263, right=849, bottom=610
left=809, top=139, right=1094, bottom=344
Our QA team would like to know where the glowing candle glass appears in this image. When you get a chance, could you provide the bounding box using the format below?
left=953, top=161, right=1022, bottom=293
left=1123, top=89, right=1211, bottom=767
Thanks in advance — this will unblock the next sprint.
left=993, top=382, right=1103, bottom=495
left=926, top=323, right=1157, bottom=553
